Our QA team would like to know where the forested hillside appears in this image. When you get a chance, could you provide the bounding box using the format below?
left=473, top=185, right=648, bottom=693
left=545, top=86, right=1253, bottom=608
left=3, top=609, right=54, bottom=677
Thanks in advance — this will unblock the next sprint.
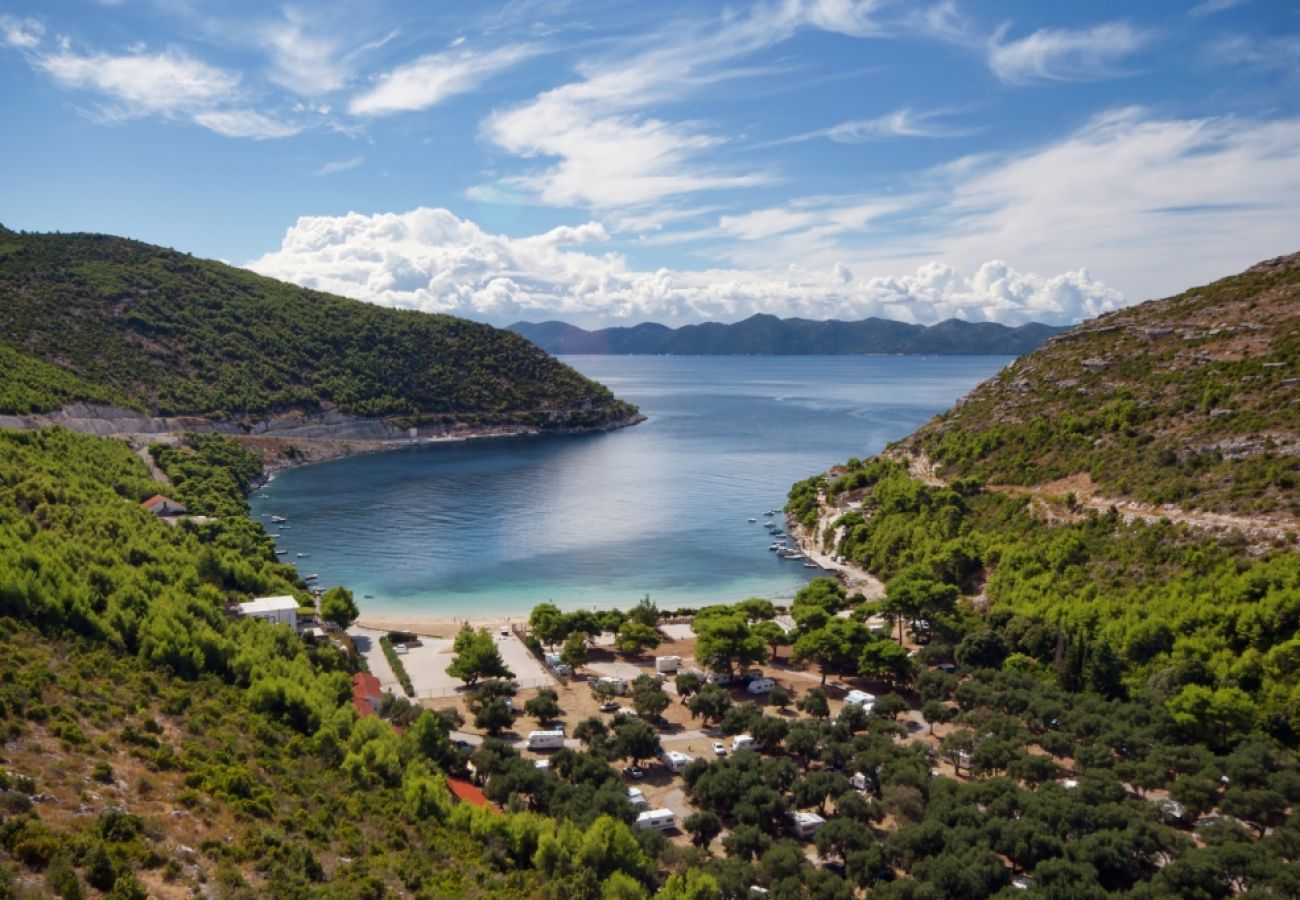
left=900, top=252, right=1300, bottom=517
left=0, top=226, right=637, bottom=427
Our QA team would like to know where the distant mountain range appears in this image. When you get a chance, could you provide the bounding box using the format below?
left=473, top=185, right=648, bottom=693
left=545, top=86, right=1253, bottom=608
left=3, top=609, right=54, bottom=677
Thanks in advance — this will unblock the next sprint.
left=508, top=314, right=1067, bottom=356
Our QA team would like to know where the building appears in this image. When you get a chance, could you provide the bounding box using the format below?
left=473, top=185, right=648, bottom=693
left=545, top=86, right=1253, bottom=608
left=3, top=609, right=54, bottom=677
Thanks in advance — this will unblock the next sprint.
left=140, top=494, right=187, bottom=516
left=237, top=596, right=301, bottom=630
left=446, top=778, right=495, bottom=811
left=352, top=672, right=383, bottom=717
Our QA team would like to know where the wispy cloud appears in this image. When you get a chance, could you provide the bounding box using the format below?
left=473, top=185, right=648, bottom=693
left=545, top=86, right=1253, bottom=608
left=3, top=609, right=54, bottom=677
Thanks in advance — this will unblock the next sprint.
left=0, top=14, right=43, bottom=49
left=774, top=107, right=977, bottom=145
left=477, top=1, right=892, bottom=211
left=1207, top=33, right=1300, bottom=77
left=348, top=43, right=537, bottom=116
left=311, top=156, right=365, bottom=176
left=1190, top=0, right=1248, bottom=16
left=988, top=21, right=1147, bottom=85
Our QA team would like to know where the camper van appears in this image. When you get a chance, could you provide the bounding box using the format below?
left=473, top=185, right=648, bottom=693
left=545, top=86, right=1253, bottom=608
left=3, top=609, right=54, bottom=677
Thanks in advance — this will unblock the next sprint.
left=597, top=676, right=628, bottom=695
left=626, top=787, right=649, bottom=810
left=662, top=750, right=695, bottom=773
left=635, top=809, right=676, bottom=832
left=746, top=678, right=775, bottom=695
left=731, top=734, right=757, bottom=753
left=526, top=730, right=566, bottom=750
left=788, top=811, right=826, bottom=840
left=843, top=689, right=877, bottom=711
left=655, top=655, right=683, bottom=673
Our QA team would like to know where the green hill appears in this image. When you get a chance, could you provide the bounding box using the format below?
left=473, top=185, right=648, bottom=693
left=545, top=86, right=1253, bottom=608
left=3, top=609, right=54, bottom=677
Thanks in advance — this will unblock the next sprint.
left=0, top=227, right=637, bottom=428
left=901, top=252, right=1300, bottom=518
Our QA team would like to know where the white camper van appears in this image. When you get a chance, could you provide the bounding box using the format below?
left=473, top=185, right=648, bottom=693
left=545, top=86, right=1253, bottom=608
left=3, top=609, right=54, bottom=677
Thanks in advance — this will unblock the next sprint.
left=526, top=730, right=565, bottom=750
left=731, top=734, right=757, bottom=753
left=661, top=750, right=695, bottom=773
left=788, top=811, right=826, bottom=840
left=635, top=809, right=676, bottom=832
left=655, top=655, right=683, bottom=673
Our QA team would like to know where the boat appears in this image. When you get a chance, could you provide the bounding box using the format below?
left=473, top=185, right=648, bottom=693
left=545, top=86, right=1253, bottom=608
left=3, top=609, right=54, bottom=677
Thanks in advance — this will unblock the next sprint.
left=363, top=594, right=374, bottom=599
left=304, top=574, right=319, bottom=581
left=275, top=550, right=287, bottom=556
left=803, top=562, right=820, bottom=569
left=296, top=552, right=311, bottom=558
left=270, top=515, right=286, bottom=523
left=748, top=517, right=757, bottom=523
left=763, top=511, right=775, bottom=517
left=266, top=533, right=280, bottom=538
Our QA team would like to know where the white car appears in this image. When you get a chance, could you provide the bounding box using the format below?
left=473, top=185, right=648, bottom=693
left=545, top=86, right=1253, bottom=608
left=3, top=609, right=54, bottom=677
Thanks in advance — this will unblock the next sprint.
left=712, top=741, right=727, bottom=756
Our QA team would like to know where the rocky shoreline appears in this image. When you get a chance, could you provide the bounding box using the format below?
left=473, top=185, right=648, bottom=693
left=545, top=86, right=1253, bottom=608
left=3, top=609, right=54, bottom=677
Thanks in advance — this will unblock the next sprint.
left=0, top=401, right=646, bottom=487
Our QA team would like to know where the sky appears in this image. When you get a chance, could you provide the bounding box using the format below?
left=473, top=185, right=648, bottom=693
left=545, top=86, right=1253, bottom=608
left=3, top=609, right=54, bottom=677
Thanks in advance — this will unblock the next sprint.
left=2, top=0, right=1299, bottom=328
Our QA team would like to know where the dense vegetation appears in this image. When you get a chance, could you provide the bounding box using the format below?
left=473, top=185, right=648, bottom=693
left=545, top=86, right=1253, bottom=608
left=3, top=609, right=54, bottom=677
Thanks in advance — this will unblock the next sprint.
left=899, top=252, right=1300, bottom=516
left=510, top=313, right=1063, bottom=356
left=0, top=227, right=637, bottom=426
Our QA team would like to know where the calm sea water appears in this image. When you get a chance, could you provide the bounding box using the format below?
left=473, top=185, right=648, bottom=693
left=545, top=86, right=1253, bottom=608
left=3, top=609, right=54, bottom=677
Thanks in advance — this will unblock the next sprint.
left=249, top=355, right=1009, bottom=617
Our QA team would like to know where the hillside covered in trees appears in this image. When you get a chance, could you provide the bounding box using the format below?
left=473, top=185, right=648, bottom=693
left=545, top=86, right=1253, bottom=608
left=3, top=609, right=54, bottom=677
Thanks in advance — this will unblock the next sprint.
left=898, top=252, right=1300, bottom=518
left=0, top=226, right=638, bottom=429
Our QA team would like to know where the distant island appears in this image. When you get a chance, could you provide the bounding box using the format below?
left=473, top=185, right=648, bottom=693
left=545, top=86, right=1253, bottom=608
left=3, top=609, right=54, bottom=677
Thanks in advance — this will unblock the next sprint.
left=509, top=313, right=1066, bottom=356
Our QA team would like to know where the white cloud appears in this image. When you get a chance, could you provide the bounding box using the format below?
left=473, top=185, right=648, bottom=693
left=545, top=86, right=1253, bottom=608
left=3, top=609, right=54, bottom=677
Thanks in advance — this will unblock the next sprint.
left=8, top=27, right=301, bottom=140
left=192, top=108, right=301, bottom=139
left=1208, top=33, right=1300, bottom=76
left=988, top=21, right=1146, bottom=85
left=311, top=156, right=365, bottom=176
left=348, top=44, right=536, bottom=116
left=1, top=15, right=43, bottom=48
left=777, top=107, right=976, bottom=144
left=38, top=47, right=239, bottom=115
left=245, top=206, right=1121, bottom=328
left=477, top=2, right=890, bottom=211
left=1190, top=0, right=1248, bottom=15
left=261, top=10, right=352, bottom=95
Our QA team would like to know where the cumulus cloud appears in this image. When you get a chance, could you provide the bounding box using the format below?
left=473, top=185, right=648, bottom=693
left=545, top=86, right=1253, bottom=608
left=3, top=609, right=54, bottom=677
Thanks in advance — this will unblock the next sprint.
left=988, top=21, right=1146, bottom=85
left=349, top=44, right=536, bottom=116
left=245, top=207, right=1122, bottom=328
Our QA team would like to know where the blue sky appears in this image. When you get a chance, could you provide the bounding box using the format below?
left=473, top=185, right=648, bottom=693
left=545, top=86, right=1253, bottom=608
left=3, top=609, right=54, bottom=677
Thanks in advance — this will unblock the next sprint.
left=2, top=0, right=1299, bottom=327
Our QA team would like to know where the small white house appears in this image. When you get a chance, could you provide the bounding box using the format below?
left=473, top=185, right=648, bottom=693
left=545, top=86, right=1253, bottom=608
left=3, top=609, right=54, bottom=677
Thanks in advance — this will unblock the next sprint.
left=237, top=596, right=300, bottom=630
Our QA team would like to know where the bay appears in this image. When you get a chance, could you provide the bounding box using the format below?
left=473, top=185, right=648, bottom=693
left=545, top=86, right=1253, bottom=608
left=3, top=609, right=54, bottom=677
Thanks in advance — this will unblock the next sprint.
left=249, top=355, right=1010, bottom=617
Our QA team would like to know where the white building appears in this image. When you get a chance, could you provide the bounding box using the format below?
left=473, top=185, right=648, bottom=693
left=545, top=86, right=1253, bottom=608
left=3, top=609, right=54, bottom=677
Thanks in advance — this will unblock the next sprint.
left=237, top=596, right=300, bottom=630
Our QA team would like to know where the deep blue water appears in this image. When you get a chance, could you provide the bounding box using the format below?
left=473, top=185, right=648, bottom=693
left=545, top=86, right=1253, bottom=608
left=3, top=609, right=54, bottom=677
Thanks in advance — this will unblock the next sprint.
left=249, top=355, right=1009, bottom=617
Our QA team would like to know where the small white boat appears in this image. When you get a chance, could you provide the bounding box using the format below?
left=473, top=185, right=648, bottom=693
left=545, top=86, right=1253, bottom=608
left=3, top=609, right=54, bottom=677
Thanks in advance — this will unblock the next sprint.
left=296, top=552, right=311, bottom=558
left=270, top=515, right=287, bottom=523
left=304, top=573, right=319, bottom=581
left=275, top=550, right=287, bottom=556
left=763, top=511, right=775, bottom=517
left=748, top=517, right=757, bottom=523
left=803, top=562, right=820, bottom=569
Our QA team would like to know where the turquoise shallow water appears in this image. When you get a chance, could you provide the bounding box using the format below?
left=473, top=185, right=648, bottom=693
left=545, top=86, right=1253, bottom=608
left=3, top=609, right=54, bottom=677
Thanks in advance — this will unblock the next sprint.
left=249, top=355, right=1010, bottom=618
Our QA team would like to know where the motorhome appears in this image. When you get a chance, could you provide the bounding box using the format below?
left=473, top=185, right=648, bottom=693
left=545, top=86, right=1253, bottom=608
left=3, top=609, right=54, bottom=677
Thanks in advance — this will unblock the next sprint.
left=655, top=655, right=683, bottom=673
left=731, top=734, right=757, bottom=753
left=597, top=676, right=628, bottom=694
left=662, top=750, right=694, bottom=773
left=526, top=730, right=565, bottom=750
left=635, top=809, right=676, bottom=832
left=746, top=678, right=775, bottom=695
left=843, top=689, right=877, bottom=712
left=787, top=811, right=826, bottom=840
left=705, top=671, right=734, bottom=686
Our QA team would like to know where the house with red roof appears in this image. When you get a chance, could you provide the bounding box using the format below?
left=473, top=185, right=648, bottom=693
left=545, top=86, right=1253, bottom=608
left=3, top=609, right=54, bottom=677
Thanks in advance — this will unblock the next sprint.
left=352, top=672, right=383, bottom=717
left=140, top=494, right=187, bottom=516
left=446, top=778, right=494, bottom=810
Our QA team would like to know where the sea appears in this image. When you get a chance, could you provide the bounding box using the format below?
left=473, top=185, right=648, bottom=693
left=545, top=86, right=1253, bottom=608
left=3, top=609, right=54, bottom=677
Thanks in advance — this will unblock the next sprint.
left=248, top=355, right=1010, bottom=618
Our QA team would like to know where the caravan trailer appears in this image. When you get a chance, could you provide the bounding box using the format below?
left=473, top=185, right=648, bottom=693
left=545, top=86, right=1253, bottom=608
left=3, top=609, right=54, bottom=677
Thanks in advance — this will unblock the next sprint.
left=655, top=655, right=683, bottom=673
left=527, top=730, right=565, bottom=750
left=788, top=811, right=826, bottom=840
left=635, top=809, right=676, bottom=832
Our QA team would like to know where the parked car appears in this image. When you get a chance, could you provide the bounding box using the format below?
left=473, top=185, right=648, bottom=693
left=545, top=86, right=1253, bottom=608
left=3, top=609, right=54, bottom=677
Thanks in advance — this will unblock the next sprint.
left=600, top=700, right=620, bottom=712
left=712, top=741, right=727, bottom=756
left=622, top=765, right=646, bottom=780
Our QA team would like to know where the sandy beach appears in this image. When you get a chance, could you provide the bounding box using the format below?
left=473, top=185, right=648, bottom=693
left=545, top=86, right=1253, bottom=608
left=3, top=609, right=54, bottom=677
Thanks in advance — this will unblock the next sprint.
left=354, top=613, right=522, bottom=637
